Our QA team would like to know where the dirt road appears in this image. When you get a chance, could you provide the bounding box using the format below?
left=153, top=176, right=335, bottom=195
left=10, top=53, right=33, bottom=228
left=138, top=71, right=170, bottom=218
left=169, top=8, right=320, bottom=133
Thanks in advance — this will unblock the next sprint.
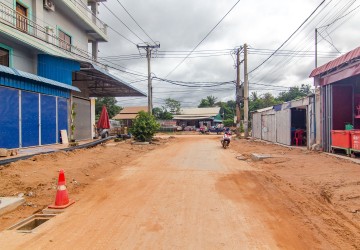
left=0, top=136, right=359, bottom=249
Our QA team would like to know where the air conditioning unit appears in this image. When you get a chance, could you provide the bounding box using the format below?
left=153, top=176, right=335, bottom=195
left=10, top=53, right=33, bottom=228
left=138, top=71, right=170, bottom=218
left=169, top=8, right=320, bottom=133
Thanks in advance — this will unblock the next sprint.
left=44, top=0, right=55, bottom=11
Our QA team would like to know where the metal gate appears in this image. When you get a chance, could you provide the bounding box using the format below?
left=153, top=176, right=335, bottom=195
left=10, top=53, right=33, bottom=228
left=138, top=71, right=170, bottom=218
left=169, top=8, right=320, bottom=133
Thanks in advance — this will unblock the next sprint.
left=21, top=91, right=39, bottom=147
left=276, top=109, right=291, bottom=145
left=73, top=97, right=91, bottom=140
left=0, top=87, right=19, bottom=148
left=261, top=113, right=276, bottom=142
left=41, top=95, right=57, bottom=145
left=57, top=97, right=68, bottom=142
left=252, top=113, right=262, bottom=139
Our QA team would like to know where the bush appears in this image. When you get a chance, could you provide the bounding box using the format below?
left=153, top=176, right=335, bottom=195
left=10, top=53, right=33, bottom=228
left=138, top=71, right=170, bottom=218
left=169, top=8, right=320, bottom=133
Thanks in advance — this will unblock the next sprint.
left=223, top=119, right=234, bottom=127
left=130, top=111, right=160, bottom=142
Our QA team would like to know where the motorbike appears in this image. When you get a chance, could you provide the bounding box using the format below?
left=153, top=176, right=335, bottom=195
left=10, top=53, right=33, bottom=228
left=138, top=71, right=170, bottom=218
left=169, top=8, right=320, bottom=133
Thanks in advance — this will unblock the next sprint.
left=221, top=132, right=231, bottom=149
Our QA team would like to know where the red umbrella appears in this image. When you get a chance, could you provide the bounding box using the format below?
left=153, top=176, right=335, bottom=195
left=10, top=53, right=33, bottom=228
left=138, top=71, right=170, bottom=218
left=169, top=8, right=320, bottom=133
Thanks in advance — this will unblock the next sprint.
left=97, top=105, right=110, bottom=129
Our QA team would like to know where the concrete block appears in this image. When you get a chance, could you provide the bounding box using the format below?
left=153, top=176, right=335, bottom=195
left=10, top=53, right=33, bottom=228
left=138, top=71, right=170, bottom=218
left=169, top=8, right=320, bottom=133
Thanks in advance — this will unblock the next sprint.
left=236, top=155, right=247, bottom=160
left=42, top=208, right=66, bottom=215
left=251, top=153, right=272, bottom=161
left=0, top=197, right=25, bottom=216
left=0, top=148, right=8, bottom=157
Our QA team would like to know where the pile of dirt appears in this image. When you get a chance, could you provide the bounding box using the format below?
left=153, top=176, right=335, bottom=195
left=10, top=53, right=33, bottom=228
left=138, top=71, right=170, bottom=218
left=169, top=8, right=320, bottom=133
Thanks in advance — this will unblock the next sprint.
left=0, top=137, right=173, bottom=231
left=229, top=139, right=360, bottom=248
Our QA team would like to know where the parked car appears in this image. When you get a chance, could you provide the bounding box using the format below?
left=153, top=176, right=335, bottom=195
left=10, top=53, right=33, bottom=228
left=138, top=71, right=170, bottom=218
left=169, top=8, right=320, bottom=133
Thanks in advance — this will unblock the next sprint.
left=98, top=119, right=122, bottom=138
left=209, top=126, right=224, bottom=134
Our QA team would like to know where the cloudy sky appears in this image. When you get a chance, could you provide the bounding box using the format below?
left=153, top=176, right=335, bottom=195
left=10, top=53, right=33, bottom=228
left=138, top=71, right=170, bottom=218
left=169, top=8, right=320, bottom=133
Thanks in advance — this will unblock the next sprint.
left=96, top=0, right=360, bottom=108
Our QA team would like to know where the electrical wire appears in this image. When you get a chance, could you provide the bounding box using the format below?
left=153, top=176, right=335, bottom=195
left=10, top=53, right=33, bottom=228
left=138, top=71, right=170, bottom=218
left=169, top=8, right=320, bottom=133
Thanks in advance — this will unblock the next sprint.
left=249, top=0, right=326, bottom=74
left=101, top=2, right=146, bottom=43
left=164, top=0, right=242, bottom=78
left=115, top=0, right=156, bottom=44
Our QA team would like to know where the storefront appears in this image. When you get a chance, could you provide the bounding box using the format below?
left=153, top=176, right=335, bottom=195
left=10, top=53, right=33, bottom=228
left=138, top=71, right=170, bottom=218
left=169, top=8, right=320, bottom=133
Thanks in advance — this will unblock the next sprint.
left=0, top=66, right=79, bottom=149
left=310, top=46, right=360, bottom=152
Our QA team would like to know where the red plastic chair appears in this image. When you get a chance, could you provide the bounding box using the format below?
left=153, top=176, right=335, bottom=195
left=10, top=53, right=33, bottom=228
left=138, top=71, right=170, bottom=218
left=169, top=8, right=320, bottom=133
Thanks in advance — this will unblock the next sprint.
left=294, top=129, right=304, bottom=146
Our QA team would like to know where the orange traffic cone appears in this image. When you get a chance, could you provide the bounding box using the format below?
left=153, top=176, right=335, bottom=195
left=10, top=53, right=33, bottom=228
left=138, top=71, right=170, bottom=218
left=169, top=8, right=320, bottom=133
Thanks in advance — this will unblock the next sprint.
left=48, top=169, right=75, bottom=209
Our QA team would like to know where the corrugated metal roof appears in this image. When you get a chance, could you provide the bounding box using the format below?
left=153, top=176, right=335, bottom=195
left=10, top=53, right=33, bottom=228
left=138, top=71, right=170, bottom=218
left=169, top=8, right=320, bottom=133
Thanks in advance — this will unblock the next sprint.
left=0, top=65, right=80, bottom=92
left=112, top=113, right=139, bottom=120
left=119, top=106, right=148, bottom=114
left=112, top=106, right=147, bottom=120
left=78, top=62, right=146, bottom=97
left=179, top=107, right=220, bottom=116
left=309, top=46, right=360, bottom=77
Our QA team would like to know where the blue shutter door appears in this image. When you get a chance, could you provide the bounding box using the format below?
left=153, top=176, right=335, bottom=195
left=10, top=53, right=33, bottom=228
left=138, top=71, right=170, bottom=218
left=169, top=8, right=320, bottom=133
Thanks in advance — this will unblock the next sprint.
left=41, top=94, right=56, bottom=145
left=21, top=91, right=40, bottom=147
left=0, top=86, right=19, bottom=148
left=57, top=97, right=68, bottom=143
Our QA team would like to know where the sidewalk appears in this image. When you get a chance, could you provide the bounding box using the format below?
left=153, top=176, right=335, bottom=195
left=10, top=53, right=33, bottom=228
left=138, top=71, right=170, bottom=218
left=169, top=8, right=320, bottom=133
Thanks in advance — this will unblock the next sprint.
left=0, top=138, right=112, bottom=165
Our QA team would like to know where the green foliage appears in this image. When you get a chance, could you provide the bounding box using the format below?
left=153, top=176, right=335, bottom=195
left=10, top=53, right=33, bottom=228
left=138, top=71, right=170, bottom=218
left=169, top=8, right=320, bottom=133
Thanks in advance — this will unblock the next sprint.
left=152, top=107, right=173, bottom=120
left=70, top=103, right=77, bottom=141
left=277, top=84, right=312, bottom=102
left=216, top=100, right=236, bottom=120
left=248, top=84, right=312, bottom=113
left=198, top=95, right=218, bottom=107
left=130, top=111, right=160, bottom=142
left=96, top=97, right=122, bottom=119
left=164, top=98, right=181, bottom=114
left=223, top=119, right=234, bottom=127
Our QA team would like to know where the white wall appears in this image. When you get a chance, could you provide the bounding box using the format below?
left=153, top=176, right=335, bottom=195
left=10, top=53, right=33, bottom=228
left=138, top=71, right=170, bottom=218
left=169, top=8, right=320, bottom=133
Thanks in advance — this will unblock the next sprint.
left=42, top=5, right=89, bottom=52
left=0, top=36, right=37, bottom=74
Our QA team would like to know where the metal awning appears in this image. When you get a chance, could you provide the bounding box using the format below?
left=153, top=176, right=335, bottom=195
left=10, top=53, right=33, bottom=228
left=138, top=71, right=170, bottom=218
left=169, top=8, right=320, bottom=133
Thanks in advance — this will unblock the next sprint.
left=74, top=62, right=146, bottom=97
left=309, top=46, right=360, bottom=77
left=0, top=65, right=80, bottom=92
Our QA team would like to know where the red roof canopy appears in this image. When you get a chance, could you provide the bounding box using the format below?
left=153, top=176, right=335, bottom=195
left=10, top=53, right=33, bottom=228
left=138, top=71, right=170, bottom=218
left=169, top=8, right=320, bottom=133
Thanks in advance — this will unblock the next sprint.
left=309, top=46, right=360, bottom=77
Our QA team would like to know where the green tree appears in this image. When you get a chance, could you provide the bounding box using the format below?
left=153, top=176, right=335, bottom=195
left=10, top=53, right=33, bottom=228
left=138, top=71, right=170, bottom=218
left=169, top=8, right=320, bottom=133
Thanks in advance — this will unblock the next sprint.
left=198, top=95, right=218, bottom=107
left=164, top=98, right=181, bottom=114
left=96, top=97, right=122, bottom=119
left=277, top=84, right=312, bottom=102
left=216, top=100, right=236, bottom=120
left=152, top=107, right=173, bottom=120
left=130, top=111, right=160, bottom=142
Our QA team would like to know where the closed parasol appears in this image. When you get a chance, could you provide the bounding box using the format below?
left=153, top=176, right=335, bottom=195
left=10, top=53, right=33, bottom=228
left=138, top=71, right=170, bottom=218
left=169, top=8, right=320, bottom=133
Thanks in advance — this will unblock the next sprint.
left=97, top=105, right=110, bottom=129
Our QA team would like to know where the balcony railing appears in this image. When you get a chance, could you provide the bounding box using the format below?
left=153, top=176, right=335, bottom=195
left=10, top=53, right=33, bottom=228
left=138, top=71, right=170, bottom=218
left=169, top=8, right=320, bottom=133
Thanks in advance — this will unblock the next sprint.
left=68, top=0, right=107, bottom=35
left=0, top=2, right=92, bottom=60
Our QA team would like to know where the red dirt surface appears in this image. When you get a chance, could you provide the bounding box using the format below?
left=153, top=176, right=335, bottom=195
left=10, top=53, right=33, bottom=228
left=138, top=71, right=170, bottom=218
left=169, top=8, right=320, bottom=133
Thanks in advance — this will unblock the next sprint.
left=0, top=135, right=359, bottom=249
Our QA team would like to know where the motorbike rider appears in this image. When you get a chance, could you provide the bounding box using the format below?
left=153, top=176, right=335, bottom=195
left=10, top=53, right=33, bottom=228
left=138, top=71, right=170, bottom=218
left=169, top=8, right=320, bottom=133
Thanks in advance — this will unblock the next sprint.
left=222, top=130, right=232, bottom=145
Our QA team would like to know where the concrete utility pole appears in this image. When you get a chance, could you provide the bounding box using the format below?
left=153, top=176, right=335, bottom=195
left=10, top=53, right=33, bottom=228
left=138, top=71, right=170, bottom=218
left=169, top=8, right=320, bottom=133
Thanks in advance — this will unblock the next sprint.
left=315, top=28, right=318, bottom=68
left=235, top=47, right=242, bottom=136
left=243, top=43, right=249, bottom=138
left=137, top=43, right=160, bottom=115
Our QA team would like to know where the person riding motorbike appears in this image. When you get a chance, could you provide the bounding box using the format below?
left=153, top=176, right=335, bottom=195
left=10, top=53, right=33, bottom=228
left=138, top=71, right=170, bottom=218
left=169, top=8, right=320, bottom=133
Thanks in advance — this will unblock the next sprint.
left=221, top=130, right=231, bottom=148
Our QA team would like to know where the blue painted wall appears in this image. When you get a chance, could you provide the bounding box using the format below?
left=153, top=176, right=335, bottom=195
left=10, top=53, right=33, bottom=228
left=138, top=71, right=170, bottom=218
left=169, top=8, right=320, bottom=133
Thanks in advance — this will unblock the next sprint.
left=58, top=97, right=68, bottom=143
left=0, top=73, right=70, bottom=98
left=41, top=95, right=56, bottom=145
left=0, top=86, right=19, bottom=148
left=38, top=54, right=80, bottom=85
left=22, top=91, right=39, bottom=147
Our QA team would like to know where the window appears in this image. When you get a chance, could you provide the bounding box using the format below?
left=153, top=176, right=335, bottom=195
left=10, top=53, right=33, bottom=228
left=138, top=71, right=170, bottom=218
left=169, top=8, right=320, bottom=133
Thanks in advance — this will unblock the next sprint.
left=16, top=3, right=28, bottom=32
left=0, top=48, right=10, bottom=67
left=59, top=30, right=71, bottom=51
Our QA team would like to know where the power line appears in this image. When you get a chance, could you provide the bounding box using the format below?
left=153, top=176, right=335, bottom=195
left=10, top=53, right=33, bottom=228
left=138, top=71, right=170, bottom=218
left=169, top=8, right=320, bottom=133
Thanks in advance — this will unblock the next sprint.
left=164, top=0, right=242, bottom=78
left=115, top=0, right=156, bottom=44
left=249, top=0, right=326, bottom=74
left=101, top=2, right=146, bottom=43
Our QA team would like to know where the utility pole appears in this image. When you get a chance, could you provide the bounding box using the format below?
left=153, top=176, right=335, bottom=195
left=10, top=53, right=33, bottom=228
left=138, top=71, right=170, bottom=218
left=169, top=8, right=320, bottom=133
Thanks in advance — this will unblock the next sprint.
left=137, top=43, right=160, bottom=115
left=243, top=43, right=249, bottom=138
left=235, top=47, right=242, bottom=136
left=315, top=28, right=318, bottom=68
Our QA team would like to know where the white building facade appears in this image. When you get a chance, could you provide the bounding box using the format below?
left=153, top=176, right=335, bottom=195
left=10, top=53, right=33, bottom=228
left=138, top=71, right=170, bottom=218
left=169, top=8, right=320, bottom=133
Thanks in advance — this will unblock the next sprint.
left=0, top=0, right=144, bottom=148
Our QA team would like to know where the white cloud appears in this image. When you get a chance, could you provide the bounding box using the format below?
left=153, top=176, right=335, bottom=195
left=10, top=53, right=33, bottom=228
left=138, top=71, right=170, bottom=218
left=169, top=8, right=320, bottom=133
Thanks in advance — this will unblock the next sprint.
left=97, top=0, right=360, bottom=107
